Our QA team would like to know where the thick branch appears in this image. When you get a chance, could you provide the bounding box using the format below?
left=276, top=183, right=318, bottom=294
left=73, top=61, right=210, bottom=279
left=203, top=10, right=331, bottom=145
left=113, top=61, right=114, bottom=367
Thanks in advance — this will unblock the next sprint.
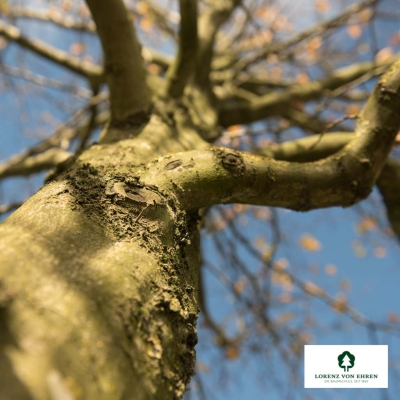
left=143, top=61, right=400, bottom=213
left=187, top=1, right=241, bottom=140
left=219, top=55, right=399, bottom=126
left=85, top=0, right=151, bottom=128
left=0, top=20, right=103, bottom=85
left=164, top=0, right=198, bottom=99
left=259, top=132, right=400, bottom=242
left=195, top=0, right=241, bottom=89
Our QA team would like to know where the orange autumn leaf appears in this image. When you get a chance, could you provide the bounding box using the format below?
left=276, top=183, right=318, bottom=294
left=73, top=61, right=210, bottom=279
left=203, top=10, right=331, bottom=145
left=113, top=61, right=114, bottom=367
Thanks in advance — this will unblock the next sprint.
left=373, top=246, right=386, bottom=258
left=271, top=271, right=293, bottom=291
left=390, top=32, right=400, bottom=47
left=345, top=104, right=361, bottom=115
left=256, top=6, right=268, bottom=17
left=137, top=1, right=149, bottom=15
left=332, top=294, right=348, bottom=313
left=225, top=345, right=240, bottom=360
left=325, top=264, right=337, bottom=276
left=347, top=24, right=362, bottom=39
left=78, top=5, right=91, bottom=18
left=0, top=37, right=7, bottom=50
left=254, top=207, right=272, bottom=220
left=388, top=312, right=399, bottom=323
left=279, top=292, right=292, bottom=303
left=357, top=217, right=377, bottom=234
left=213, top=219, right=227, bottom=231
left=306, top=37, right=322, bottom=52
left=375, top=47, right=393, bottom=63
left=256, top=5, right=279, bottom=23
left=299, top=332, right=314, bottom=344
left=227, top=125, right=242, bottom=133
left=274, top=258, right=289, bottom=271
left=395, top=131, right=400, bottom=145
left=140, top=18, right=152, bottom=32
left=358, top=8, right=373, bottom=23
left=48, top=6, right=61, bottom=20
left=232, top=203, right=246, bottom=213
left=277, top=312, right=294, bottom=324
left=62, top=0, right=72, bottom=12
left=70, top=42, right=85, bottom=55
left=233, top=277, right=247, bottom=294
left=296, top=72, right=309, bottom=84
left=147, top=63, right=161, bottom=74
left=299, top=234, right=321, bottom=252
left=315, top=0, right=330, bottom=13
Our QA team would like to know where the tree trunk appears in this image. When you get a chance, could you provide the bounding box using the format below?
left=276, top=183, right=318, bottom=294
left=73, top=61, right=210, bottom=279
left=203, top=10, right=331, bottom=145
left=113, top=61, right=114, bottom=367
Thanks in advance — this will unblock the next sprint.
left=0, top=114, right=207, bottom=399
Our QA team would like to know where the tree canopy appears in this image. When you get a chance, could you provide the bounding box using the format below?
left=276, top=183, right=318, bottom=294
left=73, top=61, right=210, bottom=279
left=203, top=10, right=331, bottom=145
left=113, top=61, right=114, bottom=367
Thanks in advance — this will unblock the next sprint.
left=0, top=0, right=400, bottom=399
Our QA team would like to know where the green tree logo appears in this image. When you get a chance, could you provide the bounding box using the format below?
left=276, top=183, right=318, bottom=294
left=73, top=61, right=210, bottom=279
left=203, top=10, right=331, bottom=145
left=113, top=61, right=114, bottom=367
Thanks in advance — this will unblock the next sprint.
left=338, top=351, right=355, bottom=372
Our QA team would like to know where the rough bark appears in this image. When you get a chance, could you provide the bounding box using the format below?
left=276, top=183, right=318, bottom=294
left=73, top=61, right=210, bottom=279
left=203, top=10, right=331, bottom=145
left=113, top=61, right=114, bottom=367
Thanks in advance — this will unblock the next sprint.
left=0, top=114, right=207, bottom=400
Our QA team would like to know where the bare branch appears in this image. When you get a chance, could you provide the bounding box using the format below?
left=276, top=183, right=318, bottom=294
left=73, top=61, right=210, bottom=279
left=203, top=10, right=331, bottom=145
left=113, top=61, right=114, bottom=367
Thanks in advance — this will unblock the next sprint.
left=0, top=95, right=109, bottom=180
left=234, top=0, right=378, bottom=72
left=2, top=6, right=173, bottom=76
left=1, top=6, right=96, bottom=32
left=0, top=20, right=103, bottom=85
left=186, top=0, right=242, bottom=140
left=164, top=0, right=198, bottom=99
left=219, top=54, right=399, bottom=126
left=0, top=64, right=92, bottom=98
left=0, top=148, right=72, bottom=179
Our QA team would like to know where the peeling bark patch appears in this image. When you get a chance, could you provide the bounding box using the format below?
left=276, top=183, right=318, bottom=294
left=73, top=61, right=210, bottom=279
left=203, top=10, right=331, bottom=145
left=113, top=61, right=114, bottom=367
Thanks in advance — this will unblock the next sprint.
left=164, top=160, right=183, bottom=170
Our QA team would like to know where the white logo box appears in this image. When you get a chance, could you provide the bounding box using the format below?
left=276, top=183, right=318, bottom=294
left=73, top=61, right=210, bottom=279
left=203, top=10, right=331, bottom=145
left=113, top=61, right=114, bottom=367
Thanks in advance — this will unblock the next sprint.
left=304, top=345, right=388, bottom=388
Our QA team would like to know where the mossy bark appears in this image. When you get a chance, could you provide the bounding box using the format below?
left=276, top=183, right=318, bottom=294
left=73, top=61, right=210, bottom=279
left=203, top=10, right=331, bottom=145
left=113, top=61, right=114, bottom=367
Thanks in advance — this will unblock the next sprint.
left=0, top=114, right=207, bottom=400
